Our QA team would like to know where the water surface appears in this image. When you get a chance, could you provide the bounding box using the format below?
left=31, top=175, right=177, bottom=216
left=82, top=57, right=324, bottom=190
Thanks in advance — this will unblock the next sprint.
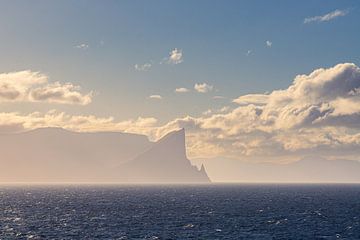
left=0, top=184, right=359, bottom=239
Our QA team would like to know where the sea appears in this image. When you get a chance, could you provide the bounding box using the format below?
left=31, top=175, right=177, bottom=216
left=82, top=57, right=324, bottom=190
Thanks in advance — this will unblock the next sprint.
left=0, top=184, right=359, bottom=239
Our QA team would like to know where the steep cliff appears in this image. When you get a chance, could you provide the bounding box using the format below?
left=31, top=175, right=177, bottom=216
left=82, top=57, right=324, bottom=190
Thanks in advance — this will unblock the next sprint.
left=117, top=128, right=210, bottom=183
left=0, top=128, right=210, bottom=183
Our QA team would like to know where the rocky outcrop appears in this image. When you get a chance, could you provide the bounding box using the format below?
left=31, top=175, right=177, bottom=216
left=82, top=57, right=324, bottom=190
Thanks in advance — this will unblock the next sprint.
left=117, top=128, right=210, bottom=183
left=0, top=127, right=210, bottom=183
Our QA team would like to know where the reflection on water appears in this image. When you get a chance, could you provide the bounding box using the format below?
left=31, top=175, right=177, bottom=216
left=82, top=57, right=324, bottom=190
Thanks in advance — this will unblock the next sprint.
left=0, top=184, right=359, bottom=239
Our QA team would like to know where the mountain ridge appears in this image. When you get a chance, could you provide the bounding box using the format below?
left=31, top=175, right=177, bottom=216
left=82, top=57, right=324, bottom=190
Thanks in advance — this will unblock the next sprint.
left=117, top=128, right=210, bottom=183
left=0, top=127, right=210, bottom=183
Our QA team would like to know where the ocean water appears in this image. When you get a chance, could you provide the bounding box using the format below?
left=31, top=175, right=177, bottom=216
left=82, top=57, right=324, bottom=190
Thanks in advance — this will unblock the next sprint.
left=0, top=184, right=359, bottom=239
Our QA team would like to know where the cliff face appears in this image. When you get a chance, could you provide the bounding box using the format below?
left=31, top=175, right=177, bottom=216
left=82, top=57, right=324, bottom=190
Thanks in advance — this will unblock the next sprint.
left=0, top=128, right=210, bottom=183
left=117, top=128, right=210, bottom=183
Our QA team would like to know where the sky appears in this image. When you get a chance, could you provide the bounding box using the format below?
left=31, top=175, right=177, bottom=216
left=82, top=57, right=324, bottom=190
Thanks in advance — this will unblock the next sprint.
left=1, top=0, right=360, bottom=162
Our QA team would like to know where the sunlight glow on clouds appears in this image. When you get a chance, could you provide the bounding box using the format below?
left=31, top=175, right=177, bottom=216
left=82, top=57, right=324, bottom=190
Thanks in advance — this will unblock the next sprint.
left=0, top=70, right=92, bottom=105
left=0, top=110, right=157, bottom=134
left=2, top=63, right=360, bottom=162
left=167, top=48, right=183, bottom=64
left=149, top=94, right=163, bottom=100
left=304, top=9, right=348, bottom=24
left=152, top=63, right=360, bottom=160
left=175, top=87, right=190, bottom=93
left=194, top=83, right=213, bottom=93
left=233, top=94, right=269, bottom=106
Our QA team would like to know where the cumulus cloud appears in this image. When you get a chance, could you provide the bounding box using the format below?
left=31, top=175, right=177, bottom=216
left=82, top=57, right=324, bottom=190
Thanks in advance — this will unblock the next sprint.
left=135, top=63, right=152, bottom=71
left=230, top=63, right=360, bottom=132
left=266, top=40, right=272, bottom=47
left=166, top=48, right=183, bottom=64
left=0, top=70, right=93, bottom=105
left=149, top=95, right=162, bottom=100
left=150, top=63, right=360, bottom=160
left=304, top=9, right=348, bottom=24
left=3, top=63, right=360, bottom=162
left=194, top=83, right=213, bottom=93
left=175, top=87, right=190, bottom=93
left=30, top=82, right=92, bottom=105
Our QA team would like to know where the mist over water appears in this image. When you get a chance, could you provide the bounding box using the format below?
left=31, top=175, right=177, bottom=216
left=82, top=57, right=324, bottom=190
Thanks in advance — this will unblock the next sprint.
left=1, top=184, right=359, bottom=239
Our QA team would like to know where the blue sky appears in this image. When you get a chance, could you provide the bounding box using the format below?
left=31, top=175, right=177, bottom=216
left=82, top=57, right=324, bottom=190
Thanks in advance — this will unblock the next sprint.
left=1, top=0, right=360, bottom=162
left=1, top=0, right=359, bottom=123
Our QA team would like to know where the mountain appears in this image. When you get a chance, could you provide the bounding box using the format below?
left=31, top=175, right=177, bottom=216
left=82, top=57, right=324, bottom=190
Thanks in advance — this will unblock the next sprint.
left=0, top=128, right=210, bottom=183
left=193, top=157, right=360, bottom=183
left=116, top=128, right=210, bottom=183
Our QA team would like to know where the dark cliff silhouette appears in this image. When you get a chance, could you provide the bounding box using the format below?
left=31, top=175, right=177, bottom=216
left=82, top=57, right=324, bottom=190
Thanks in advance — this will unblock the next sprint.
left=117, top=128, right=210, bottom=183
left=0, top=128, right=210, bottom=183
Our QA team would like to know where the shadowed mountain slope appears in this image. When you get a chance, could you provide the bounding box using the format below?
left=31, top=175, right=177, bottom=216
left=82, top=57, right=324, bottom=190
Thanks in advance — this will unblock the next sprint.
left=117, top=128, right=210, bottom=183
left=0, top=128, right=210, bottom=183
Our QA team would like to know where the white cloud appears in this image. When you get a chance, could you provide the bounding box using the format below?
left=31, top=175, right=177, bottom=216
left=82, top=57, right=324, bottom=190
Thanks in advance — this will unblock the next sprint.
left=194, top=83, right=213, bottom=93
left=149, top=95, right=162, bottom=100
left=0, top=110, right=157, bottom=135
left=266, top=40, right=272, bottom=47
left=75, top=43, right=89, bottom=50
left=135, top=63, right=152, bottom=71
left=150, top=63, right=360, bottom=160
left=167, top=48, right=183, bottom=64
left=3, top=63, right=360, bottom=162
left=175, top=87, right=190, bottom=93
left=246, top=50, right=252, bottom=56
left=30, top=82, right=92, bottom=105
left=304, top=9, right=348, bottom=24
left=233, top=94, right=269, bottom=105
left=0, top=70, right=92, bottom=105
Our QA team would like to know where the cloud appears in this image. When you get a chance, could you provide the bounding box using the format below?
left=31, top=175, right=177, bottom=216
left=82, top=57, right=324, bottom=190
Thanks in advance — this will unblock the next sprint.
left=149, top=95, right=162, bottom=100
left=30, top=82, right=92, bottom=105
left=194, top=83, right=213, bottom=93
left=75, top=43, right=89, bottom=49
left=266, top=40, right=272, bottom=47
left=0, top=70, right=93, bottom=105
left=135, top=63, right=152, bottom=71
left=175, top=87, right=190, bottom=93
left=233, top=94, right=269, bottom=105
left=150, top=63, right=360, bottom=160
left=0, top=110, right=157, bottom=135
left=246, top=50, right=252, bottom=56
left=304, top=9, right=348, bottom=24
left=3, top=63, right=360, bottom=162
left=167, top=48, right=183, bottom=64
left=230, top=63, right=360, bottom=131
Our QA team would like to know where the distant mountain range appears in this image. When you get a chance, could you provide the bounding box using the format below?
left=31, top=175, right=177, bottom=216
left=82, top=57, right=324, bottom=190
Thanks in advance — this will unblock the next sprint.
left=3, top=127, right=359, bottom=183
left=194, top=157, right=360, bottom=183
left=0, top=128, right=210, bottom=183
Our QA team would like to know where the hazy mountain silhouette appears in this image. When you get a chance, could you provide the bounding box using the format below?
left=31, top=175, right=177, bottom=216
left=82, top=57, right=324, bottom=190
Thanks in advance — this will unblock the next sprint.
left=0, top=128, right=210, bottom=183
left=116, top=129, right=210, bottom=183
left=194, top=156, right=360, bottom=183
